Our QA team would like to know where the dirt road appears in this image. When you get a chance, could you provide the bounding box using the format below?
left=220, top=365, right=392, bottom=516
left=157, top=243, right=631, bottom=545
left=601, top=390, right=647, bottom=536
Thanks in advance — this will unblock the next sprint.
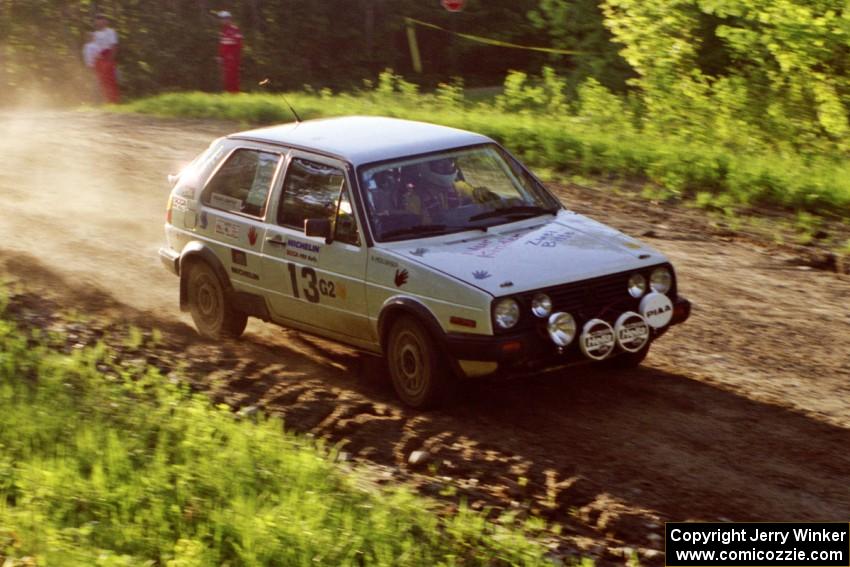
left=1, top=110, right=848, bottom=563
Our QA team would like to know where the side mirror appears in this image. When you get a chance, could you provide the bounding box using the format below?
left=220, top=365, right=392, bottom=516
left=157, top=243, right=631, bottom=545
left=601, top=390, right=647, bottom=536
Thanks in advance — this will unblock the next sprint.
left=304, top=218, right=332, bottom=240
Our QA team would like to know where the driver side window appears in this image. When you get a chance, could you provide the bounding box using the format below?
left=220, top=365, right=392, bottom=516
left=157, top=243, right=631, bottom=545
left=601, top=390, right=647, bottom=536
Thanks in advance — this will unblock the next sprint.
left=278, top=157, right=360, bottom=246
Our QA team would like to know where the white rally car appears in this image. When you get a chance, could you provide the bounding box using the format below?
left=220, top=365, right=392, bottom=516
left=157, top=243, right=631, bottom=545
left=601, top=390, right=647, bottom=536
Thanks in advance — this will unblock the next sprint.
left=160, top=116, right=690, bottom=408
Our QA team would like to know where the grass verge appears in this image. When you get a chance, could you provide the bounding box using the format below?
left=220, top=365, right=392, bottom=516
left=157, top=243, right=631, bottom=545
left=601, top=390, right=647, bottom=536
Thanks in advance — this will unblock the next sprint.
left=0, top=291, right=557, bottom=566
left=121, top=90, right=850, bottom=222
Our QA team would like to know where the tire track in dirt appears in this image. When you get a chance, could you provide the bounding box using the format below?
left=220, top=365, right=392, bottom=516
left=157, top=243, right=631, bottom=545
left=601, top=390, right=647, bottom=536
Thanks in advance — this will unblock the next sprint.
left=1, top=110, right=848, bottom=564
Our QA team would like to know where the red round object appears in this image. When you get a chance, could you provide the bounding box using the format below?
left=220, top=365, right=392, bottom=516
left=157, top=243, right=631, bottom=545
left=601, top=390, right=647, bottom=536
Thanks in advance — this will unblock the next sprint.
left=441, top=0, right=464, bottom=12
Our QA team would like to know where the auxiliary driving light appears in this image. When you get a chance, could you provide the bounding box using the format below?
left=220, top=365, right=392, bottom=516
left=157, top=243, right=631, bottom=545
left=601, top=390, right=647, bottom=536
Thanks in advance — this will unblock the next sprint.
left=547, top=312, right=576, bottom=347
left=614, top=311, right=650, bottom=352
left=627, top=273, right=647, bottom=298
left=579, top=318, right=616, bottom=360
left=531, top=293, right=553, bottom=318
left=650, top=267, right=672, bottom=294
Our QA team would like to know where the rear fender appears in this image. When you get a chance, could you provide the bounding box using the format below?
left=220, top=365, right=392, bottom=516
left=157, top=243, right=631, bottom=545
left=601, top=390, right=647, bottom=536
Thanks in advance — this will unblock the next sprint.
left=178, top=242, right=232, bottom=311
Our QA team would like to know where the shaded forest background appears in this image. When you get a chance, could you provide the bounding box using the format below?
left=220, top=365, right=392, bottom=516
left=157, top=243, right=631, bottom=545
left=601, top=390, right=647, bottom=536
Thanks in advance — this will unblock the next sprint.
left=2, top=0, right=849, bottom=160
left=1, top=0, right=629, bottom=101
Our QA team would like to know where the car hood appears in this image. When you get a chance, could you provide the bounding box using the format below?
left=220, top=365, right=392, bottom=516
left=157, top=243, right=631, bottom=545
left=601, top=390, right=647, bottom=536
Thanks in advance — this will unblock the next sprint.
left=379, top=211, right=668, bottom=296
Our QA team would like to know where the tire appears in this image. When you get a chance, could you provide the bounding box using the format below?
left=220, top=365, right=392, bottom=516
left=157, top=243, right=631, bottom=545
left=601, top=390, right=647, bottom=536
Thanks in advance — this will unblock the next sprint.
left=386, top=316, right=452, bottom=409
left=186, top=261, right=247, bottom=339
left=606, top=342, right=650, bottom=369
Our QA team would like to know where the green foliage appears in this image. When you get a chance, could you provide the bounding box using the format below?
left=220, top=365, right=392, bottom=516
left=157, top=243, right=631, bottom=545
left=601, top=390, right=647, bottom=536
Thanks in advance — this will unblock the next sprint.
left=0, top=313, right=556, bottom=566
left=120, top=67, right=850, bottom=221
left=600, top=0, right=850, bottom=155
left=576, top=78, right=634, bottom=133
left=497, top=67, right=568, bottom=114
left=529, top=0, right=636, bottom=91
left=436, top=77, right=466, bottom=110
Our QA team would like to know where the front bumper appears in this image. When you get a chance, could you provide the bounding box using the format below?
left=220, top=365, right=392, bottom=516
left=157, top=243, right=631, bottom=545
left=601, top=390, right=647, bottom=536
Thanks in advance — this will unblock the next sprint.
left=445, top=295, right=692, bottom=369
left=158, top=247, right=180, bottom=276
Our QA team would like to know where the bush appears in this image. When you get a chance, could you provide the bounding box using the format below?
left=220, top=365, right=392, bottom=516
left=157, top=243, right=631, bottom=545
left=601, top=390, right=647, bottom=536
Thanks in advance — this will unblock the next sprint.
left=0, top=303, right=555, bottom=566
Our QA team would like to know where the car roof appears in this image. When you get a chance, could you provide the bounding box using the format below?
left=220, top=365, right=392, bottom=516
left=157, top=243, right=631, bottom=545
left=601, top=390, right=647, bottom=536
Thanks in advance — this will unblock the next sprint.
left=229, top=116, right=493, bottom=166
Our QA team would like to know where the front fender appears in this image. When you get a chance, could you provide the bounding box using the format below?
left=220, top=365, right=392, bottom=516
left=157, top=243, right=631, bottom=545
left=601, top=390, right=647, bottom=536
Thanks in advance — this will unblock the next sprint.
left=377, top=296, right=447, bottom=352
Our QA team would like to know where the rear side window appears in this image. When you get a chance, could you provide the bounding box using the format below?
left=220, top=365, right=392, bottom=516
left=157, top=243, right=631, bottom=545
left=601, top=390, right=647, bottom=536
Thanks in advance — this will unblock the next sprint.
left=202, top=149, right=280, bottom=217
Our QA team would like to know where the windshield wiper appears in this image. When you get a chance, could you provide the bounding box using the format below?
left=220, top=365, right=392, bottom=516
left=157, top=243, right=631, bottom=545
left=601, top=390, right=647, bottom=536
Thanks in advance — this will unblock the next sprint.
left=380, top=224, right=450, bottom=240
left=468, top=205, right=558, bottom=222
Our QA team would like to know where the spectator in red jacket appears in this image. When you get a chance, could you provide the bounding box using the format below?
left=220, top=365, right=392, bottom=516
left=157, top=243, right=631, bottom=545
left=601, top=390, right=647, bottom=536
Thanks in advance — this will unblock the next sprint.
left=217, top=11, right=243, bottom=93
left=92, top=14, right=120, bottom=103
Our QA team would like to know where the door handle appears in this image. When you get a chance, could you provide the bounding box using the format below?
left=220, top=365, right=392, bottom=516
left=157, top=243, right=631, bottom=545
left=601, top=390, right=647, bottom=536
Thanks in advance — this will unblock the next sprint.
left=266, top=235, right=286, bottom=247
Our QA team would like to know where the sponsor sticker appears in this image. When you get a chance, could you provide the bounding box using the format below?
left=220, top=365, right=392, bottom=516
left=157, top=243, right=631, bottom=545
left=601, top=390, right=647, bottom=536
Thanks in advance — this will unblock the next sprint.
left=463, top=232, right=524, bottom=258
left=394, top=268, right=409, bottom=287
left=171, top=196, right=189, bottom=210
left=231, top=266, right=259, bottom=280
left=210, top=193, right=243, bottom=211
left=284, top=238, right=320, bottom=263
left=231, top=249, right=247, bottom=266
left=371, top=255, right=399, bottom=269
left=526, top=229, right=575, bottom=247
left=472, top=270, right=491, bottom=280
left=214, top=218, right=240, bottom=239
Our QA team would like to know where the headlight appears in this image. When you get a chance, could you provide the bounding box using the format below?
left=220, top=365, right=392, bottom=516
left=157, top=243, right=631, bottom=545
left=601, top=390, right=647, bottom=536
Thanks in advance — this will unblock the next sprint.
left=493, top=298, right=520, bottom=329
left=531, top=293, right=552, bottom=318
left=547, top=312, right=576, bottom=347
left=650, top=267, right=672, bottom=294
left=627, top=273, right=647, bottom=298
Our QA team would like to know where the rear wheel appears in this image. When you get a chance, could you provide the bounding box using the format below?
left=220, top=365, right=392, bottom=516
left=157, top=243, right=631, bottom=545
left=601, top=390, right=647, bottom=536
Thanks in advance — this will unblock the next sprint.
left=387, top=316, right=452, bottom=409
left=186, top=261, right=247, bottom=339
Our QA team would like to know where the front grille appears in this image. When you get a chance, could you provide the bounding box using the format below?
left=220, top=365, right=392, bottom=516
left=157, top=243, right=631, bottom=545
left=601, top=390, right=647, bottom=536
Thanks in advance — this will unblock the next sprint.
left=508, top=263, right=676, bottom=330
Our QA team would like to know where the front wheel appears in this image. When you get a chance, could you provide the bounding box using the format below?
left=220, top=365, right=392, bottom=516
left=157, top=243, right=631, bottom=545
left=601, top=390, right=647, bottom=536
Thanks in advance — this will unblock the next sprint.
left=386, top=316, right=452, bottom=409
left=186, top=261, right=247, bottom=339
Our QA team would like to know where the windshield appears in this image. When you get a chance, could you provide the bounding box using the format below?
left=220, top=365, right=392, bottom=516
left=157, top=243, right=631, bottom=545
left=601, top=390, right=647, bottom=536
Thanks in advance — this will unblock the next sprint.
left=359, top=144, right=560, bottom=242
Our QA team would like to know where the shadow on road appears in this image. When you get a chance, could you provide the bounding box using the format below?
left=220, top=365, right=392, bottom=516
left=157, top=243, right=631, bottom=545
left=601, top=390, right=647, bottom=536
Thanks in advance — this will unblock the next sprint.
left=4, top=250, right=848, bottom=536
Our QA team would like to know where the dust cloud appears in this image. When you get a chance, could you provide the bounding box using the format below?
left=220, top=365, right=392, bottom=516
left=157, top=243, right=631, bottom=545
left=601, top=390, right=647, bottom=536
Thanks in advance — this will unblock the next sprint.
left=0, top=109, right=228, bottom=313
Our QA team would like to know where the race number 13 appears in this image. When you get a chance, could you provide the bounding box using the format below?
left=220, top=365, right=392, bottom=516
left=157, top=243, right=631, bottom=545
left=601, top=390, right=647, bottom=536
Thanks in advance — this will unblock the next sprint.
left=287, top=263, right=335, bottom=303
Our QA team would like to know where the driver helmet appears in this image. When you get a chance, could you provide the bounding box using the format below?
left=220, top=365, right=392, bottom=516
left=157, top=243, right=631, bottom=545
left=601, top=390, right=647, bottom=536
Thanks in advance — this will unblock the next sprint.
left=422, top=157, right=457, bottom=187
left=374, top=168, right=400, bottom=191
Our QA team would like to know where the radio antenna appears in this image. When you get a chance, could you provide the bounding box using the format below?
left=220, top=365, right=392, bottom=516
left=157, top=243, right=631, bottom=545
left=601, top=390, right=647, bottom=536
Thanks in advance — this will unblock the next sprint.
left=259, top=78, right=302, bottom=123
